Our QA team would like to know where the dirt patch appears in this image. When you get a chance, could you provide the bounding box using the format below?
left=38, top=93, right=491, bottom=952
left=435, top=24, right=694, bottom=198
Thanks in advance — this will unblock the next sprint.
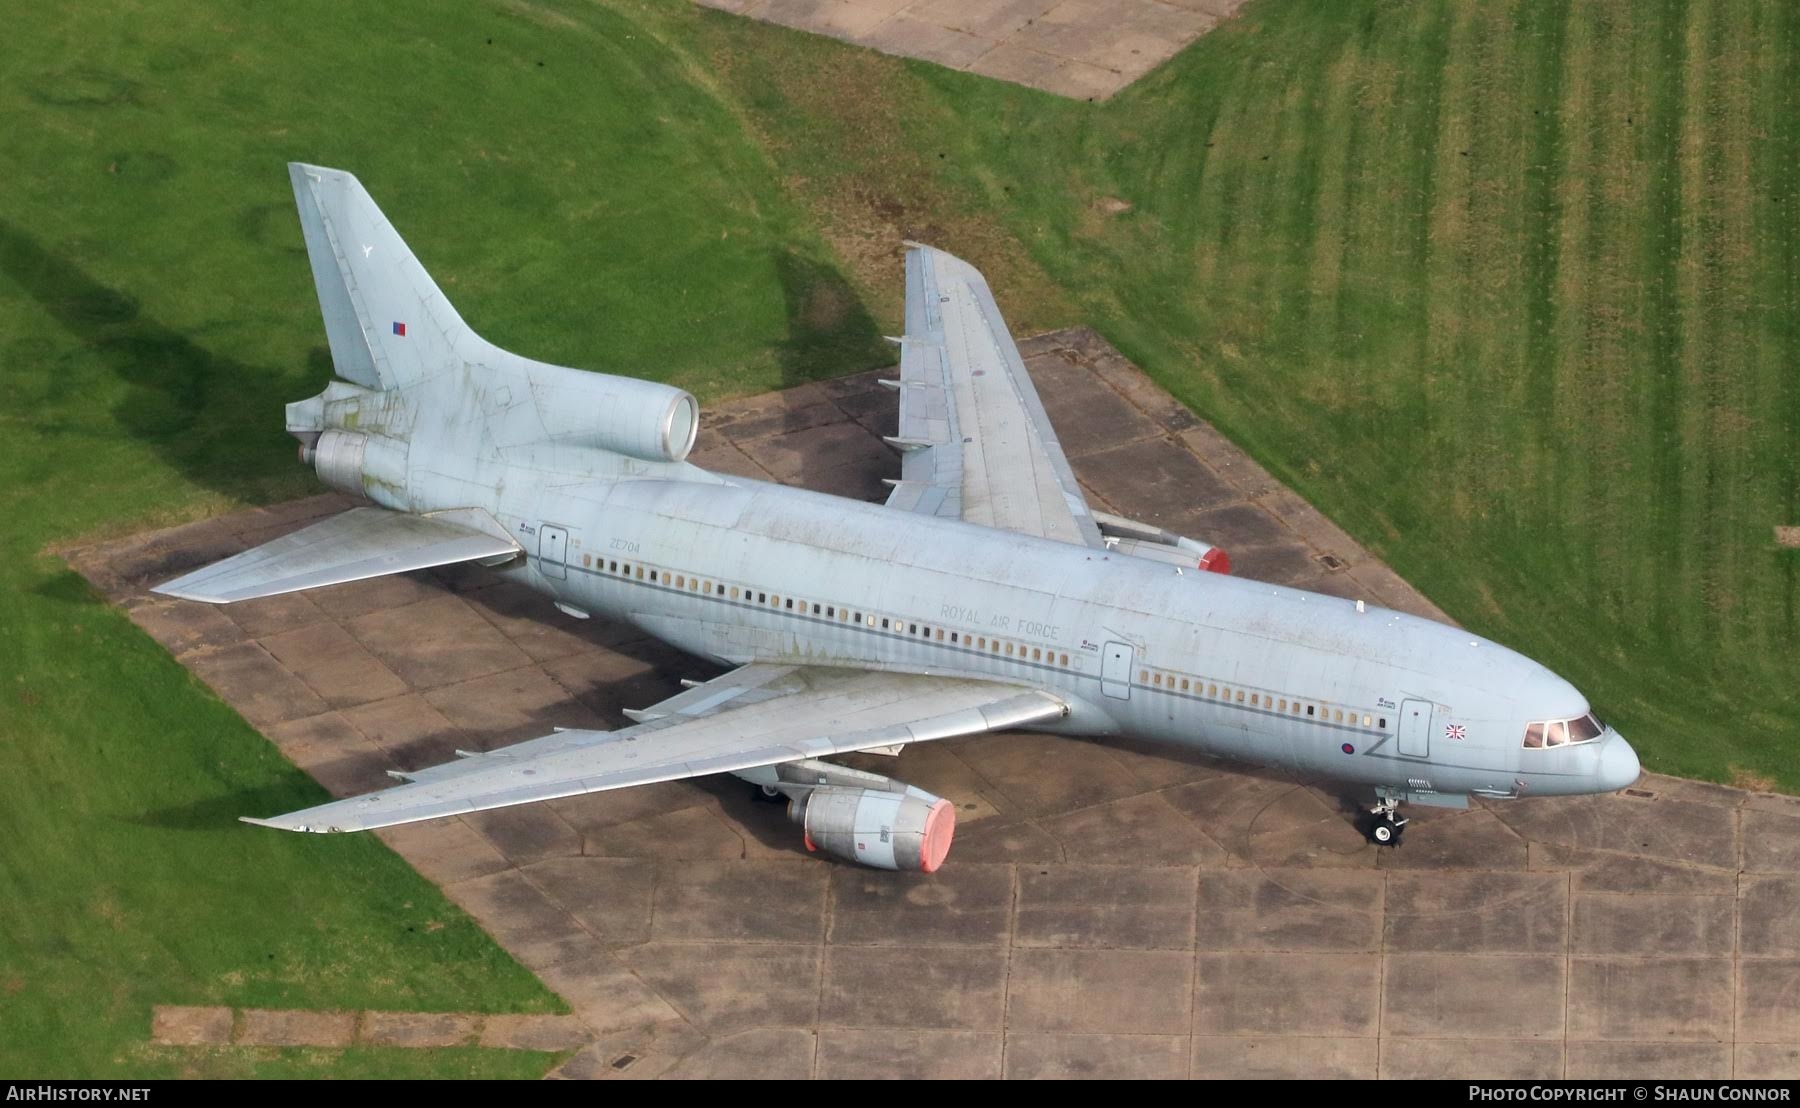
left=1730, top=765, right=1778, bottom=793
left=150, top=1004, right=575, bottom=1050
left=237, top=1007, right=355, bottom=1048
left=361, top=1010, right=482, bottom=1048
left=704, top=27, right=1075, bottom=334
left=1775, top=526, right=1800, bottom=549
left=150, top=1005, right=234, bottom=1047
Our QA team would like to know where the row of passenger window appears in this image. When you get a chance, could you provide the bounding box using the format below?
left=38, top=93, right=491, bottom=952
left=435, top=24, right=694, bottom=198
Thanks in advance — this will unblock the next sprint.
left=1137, top=668, right=1386, bottom=730
left=578, top=550, right=1384, bottom=729
left=576, top=550, right=1385, bottom=730
left=576, top=552, right=1075, bottom=669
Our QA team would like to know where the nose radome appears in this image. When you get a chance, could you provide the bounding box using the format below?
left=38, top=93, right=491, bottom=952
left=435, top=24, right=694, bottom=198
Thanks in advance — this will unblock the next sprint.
left=1599, top=735, right=1641, bottom=791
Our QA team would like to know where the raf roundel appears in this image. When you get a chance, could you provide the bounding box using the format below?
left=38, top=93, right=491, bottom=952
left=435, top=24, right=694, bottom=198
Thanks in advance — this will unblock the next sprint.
left=1341, top=742, right=1355, bottom=755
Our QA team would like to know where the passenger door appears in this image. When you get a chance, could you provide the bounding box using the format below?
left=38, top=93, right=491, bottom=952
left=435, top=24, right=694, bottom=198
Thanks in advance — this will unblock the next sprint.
left=1101, top=641, right=1133, bottom=700
left=538, top=524, right=568, bottom=581
left=1397, top=698, right=1432, bottom=757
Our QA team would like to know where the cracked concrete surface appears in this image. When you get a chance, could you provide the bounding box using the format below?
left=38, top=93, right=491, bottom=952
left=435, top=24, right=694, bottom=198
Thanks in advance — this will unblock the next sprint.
left=69, top=329, right=1800, bottom=1079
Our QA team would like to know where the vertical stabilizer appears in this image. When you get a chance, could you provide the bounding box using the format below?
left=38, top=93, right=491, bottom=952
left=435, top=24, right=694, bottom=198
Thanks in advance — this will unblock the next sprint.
left=288, top=163, right=474, bottom=390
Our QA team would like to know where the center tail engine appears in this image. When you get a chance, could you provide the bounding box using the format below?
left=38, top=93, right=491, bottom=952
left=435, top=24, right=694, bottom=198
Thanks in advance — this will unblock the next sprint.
left=284, top=364, right=701, bottom=511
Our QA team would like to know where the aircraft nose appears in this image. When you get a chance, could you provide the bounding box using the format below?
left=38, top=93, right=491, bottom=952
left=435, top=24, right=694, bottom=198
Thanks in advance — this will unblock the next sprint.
left=1598, top=734, right=1641, bottom=791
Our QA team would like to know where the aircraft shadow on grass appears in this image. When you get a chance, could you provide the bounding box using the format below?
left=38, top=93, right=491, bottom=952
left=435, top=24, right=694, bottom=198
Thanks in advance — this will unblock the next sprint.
left=0, top=217, right=330, bottom=501
left=0, top=221, right=888, bottom=507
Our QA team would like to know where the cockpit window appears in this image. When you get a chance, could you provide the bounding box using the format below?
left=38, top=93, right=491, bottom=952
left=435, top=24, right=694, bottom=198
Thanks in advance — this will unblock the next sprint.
left=1568, top=714, right=1604, bottom=742
left=1523, top=714, right=1605, bottom=749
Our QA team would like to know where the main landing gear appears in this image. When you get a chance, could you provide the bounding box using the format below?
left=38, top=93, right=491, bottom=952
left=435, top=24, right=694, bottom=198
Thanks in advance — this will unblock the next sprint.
left=1363, top=793, right=1409, bottom=846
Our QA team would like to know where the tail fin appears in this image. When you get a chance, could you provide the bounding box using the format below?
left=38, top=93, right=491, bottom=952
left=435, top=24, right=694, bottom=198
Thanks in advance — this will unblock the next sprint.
left=288, top=163, right=475, bottom=391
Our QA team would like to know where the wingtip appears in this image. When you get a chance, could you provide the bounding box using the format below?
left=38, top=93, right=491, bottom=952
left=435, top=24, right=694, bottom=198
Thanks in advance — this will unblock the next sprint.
left=241, top=815, right=331, bottom=833
left=288, top=162, right=360, bottom=192
left=150, top=582, right=215, bottom=603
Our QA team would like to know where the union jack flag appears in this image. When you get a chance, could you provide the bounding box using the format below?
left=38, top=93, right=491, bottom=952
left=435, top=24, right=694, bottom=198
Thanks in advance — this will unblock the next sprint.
left=1445, top=723, right=1467, bottom=740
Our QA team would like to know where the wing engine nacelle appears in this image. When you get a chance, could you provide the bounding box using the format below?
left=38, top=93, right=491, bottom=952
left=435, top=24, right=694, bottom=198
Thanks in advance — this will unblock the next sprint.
left=1094, top=509, right=1229, bottom=574
left=788, top=784, right=955, bottom=872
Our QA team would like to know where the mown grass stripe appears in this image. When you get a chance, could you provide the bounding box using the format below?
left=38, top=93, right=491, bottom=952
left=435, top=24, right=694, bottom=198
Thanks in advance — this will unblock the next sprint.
left=1674, top=0, right=1712, bottom=652
left=1764, top=0, right=1800, bottom=652
left=1547, top=0, right=1596, bottom=613
left=1519, top=0, right=1569, bottom=555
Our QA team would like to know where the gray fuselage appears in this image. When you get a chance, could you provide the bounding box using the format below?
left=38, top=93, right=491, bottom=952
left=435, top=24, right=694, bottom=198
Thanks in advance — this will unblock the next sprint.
left=458, top=457, right=1629, bottom=805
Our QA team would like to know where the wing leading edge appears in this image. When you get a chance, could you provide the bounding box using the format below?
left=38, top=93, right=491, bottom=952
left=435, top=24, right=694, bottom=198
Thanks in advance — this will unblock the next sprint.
left=244, top=664, right=1066, bottom=833
left=884, top=244, right=1105, bottom=549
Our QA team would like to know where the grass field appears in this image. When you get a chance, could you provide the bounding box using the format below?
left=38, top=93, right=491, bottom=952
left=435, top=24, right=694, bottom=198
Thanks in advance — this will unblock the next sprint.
left=0, top=0, right=883, bottom=1078
left=3, top=0, right=1796, bottom=1079
left=697, top=0, right=1800, bottom=790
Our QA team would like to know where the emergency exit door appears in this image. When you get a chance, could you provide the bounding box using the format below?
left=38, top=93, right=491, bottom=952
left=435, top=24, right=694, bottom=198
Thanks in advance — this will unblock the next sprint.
left=1397, top=698, right=1432, bottom=757
left=1101, top=641, right=1134, bottom=700
left=539, top=525, right=568, bottom=580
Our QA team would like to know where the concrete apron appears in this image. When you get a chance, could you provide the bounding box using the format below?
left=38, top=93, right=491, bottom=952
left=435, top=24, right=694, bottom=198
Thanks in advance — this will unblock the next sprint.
left=64, top=328, right=1800, bottom=1079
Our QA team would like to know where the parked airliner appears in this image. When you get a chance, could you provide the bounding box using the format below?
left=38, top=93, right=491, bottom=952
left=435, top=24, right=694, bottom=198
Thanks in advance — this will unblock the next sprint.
left=156, top=165, right=1640, bottom=869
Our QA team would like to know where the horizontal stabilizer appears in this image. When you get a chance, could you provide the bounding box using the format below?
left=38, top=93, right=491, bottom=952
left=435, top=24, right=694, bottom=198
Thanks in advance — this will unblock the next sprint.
left=152, top=507, right=519, bottom=604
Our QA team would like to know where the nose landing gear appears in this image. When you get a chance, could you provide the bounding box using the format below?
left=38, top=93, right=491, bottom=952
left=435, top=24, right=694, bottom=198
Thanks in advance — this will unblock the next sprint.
left=1362, top=793, right=1408, bottom=846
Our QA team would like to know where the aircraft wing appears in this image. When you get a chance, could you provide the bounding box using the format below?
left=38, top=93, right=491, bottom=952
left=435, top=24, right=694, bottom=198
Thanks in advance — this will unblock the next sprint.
left=243, top=664, right=1066, bottom=833
left=884, top=243, right=1106, bottom=549
left=152, top=506, right=519, bottom=604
